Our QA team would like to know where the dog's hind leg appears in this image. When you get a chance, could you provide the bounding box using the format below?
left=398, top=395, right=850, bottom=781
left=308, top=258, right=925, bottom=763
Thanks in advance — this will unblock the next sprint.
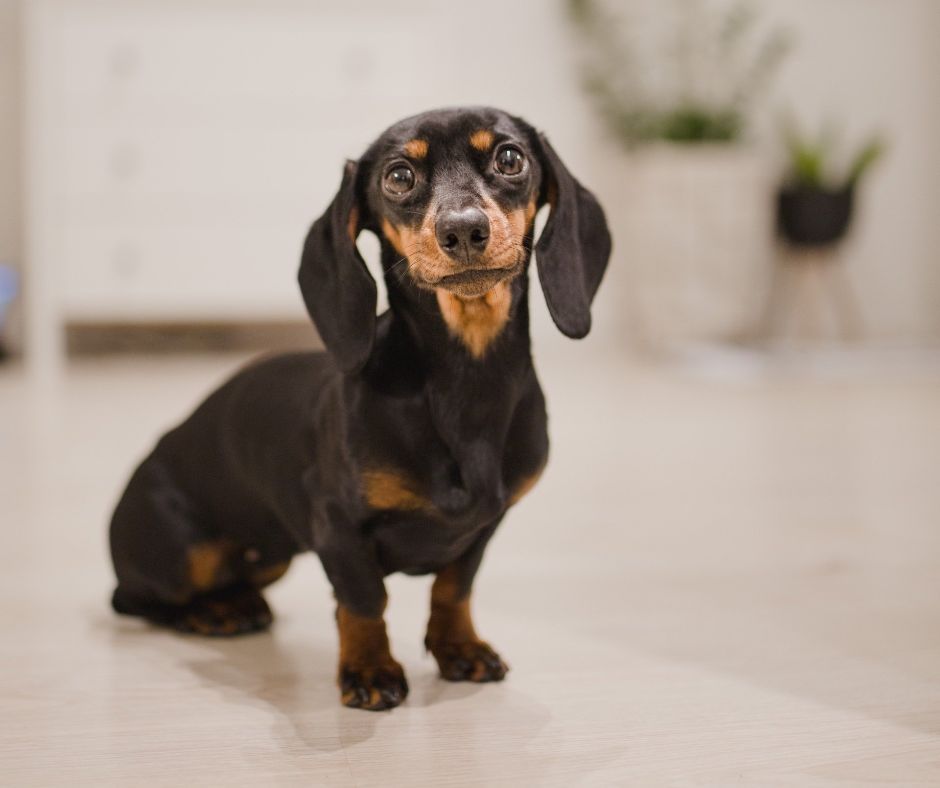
left=109, top=455, right=273, bottom=636
left=111, top=581, right=273, bottom=636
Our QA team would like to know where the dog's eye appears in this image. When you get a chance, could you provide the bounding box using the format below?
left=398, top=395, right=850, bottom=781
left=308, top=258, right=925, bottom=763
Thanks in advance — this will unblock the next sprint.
left=495, top=146, right=525, bottom=176
left=384, top=165, right=416, bottom=195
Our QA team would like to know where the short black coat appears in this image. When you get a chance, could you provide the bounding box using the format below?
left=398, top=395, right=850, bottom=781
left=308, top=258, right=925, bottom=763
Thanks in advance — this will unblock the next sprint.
left=109, top=106, right=611, bottom=620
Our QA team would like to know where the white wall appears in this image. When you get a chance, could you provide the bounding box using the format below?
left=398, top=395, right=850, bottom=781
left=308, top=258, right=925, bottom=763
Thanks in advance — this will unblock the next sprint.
left=580, top=0, right=940, bottom=347
left=0, top=1, right=23, bottom=350
left=754, top=0, right=940, bottom=342
left=3, top=0, right=939, bottom=351
left=929, top=0, right=940, bottom=339
left=0, top=0, right=21, bottom=268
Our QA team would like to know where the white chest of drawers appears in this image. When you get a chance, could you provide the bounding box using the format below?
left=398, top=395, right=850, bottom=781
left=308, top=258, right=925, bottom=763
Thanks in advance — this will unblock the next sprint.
left=22, top=0, right=443, bottom=374
left=21, top=0, right=587, bottom=376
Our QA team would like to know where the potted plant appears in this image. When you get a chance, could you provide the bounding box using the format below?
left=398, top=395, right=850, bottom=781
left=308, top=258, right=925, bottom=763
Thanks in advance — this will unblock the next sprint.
left=567, top=0, right=793, bottom=348
left=778, top=125, right=885, bottom=248
left=567, top=0, right=792, bottom=148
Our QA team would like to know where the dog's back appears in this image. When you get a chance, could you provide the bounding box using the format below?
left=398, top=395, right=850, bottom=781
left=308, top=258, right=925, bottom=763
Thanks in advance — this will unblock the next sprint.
left=110, top=351, right=333, bottom=616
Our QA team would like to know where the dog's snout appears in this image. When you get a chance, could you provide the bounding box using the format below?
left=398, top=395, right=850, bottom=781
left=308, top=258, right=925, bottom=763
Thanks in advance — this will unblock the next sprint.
left=435, top=206, right=490, bottom=261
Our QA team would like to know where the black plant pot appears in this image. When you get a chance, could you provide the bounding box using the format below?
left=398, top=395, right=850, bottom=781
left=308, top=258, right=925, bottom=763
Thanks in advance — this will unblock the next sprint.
left=777, top=186, right=854, bottom=248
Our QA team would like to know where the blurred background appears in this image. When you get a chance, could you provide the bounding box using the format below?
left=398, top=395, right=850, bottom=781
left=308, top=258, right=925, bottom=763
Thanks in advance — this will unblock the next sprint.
left=0, top=0, right=938, bottom=363
left=2, top=1, right=940, bottom=784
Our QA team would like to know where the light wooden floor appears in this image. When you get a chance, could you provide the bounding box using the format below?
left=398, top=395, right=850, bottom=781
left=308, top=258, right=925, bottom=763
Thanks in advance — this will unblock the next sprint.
left=2, top=347, right=939, bottom=786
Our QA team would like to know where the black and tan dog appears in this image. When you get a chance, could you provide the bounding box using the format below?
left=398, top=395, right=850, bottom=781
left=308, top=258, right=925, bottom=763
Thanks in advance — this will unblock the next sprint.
left=109, top=107, right=610, bottom=711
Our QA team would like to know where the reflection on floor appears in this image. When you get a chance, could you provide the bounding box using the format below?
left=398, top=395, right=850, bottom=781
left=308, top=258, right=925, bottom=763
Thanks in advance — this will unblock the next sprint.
left=1, top=346, right=939, bottom=785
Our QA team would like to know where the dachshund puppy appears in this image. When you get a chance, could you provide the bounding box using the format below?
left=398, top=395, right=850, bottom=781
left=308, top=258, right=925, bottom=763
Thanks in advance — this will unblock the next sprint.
left=109, top=107, right=611, bottom=711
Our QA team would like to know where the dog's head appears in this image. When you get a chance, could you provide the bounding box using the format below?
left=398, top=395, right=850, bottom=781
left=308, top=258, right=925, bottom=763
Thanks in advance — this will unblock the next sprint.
left=299, top=107, right=611, bottom=373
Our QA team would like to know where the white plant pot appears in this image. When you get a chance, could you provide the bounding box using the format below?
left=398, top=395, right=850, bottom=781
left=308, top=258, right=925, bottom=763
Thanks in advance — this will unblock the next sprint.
left=618, top=144, right=775, bottom=350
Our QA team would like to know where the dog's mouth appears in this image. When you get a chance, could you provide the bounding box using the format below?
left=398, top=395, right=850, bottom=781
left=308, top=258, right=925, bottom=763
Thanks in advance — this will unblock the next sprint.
left=424, top=261, right=524, bottom=297
left=439, top=266, right=514, bottom=285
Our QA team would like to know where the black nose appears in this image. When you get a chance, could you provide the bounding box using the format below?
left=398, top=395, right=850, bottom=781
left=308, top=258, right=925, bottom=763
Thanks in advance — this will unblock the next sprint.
left=435, top=206, right=490, bottom=261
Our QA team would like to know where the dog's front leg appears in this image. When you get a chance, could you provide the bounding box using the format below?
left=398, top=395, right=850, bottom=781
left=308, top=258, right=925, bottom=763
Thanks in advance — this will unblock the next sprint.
left=425, top=521, right=509, bottom=682
left=334, top=598, right=407, bottom=711
left=316, top=531, right=407, bottom=711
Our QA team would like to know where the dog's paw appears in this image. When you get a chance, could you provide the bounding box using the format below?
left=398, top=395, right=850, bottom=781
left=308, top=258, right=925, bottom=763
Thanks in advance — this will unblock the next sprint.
left=173, top=585, right=273, bottom=637
left=339, top=661, right=409, bottom=711
left=428, top=639, right=509, bottom=682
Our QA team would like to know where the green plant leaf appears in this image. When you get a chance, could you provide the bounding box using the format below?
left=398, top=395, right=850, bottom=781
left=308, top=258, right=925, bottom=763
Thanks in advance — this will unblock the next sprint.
left=846, top=137, right=886, bottom=187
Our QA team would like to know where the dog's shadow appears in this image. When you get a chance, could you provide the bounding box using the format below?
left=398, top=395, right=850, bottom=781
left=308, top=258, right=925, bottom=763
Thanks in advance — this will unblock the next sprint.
left=106, top=612, right=489, bottom=754
left=106, top=614, right=369, bottom=752
left=185, top=630, right=362, bottom=752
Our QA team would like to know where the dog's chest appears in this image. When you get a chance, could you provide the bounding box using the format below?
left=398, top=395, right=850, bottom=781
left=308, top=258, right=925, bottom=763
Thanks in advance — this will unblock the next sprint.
left=356, top=406, right=511, bottom=523
left=355, top=383, right=543, bottom=510
left=358, top=436, right=509, bottom=575
left=342, top=358, right=548, bottom=574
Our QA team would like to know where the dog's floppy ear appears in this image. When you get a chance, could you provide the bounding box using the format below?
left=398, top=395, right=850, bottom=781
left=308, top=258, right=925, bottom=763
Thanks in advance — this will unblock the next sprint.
left=298, top=160, right=377, bottom=374
left=533, top=134, right=612, bottom=338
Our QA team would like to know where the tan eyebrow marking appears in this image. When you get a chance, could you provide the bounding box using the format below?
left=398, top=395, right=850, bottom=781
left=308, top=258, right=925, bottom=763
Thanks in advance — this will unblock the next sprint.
left=403, top=139, right=429, bottom=159
left=469, top=129, right=495, bottom=152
